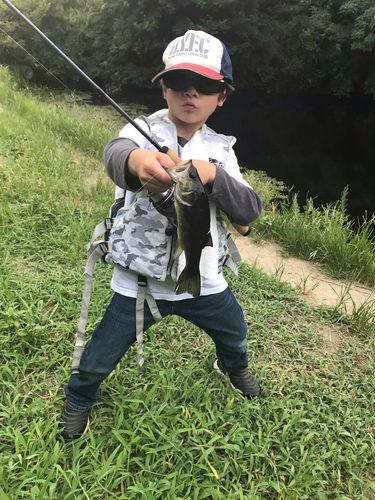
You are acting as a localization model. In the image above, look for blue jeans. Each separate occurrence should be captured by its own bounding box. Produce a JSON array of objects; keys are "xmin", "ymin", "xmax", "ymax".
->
[{"xmin": 65, "ymin": 288, "xmax": 249, "ymax": 411}]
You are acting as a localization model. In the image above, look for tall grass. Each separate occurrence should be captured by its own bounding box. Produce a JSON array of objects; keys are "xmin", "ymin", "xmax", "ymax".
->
[
  {"xmin": 247, "ymin": 173, "xmax": 375, "ymax": 287},
  {"xmin": 1, "ymin": 66, "xmax": 375, "ymax": 499}
]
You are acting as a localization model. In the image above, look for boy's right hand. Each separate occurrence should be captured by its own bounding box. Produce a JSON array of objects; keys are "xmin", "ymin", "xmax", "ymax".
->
[{"xmin": 127, "ymin": 149, "xmax": 176, "ymax": 193}]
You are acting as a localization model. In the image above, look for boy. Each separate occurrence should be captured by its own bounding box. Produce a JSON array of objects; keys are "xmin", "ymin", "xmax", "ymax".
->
[{"xmin": 60, "ymin": 30, "xmax": 263, "ymax": 441}]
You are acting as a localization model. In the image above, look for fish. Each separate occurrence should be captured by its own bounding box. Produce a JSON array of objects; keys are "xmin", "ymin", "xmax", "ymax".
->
[{"xmin": 166, "ymin": 160, "xmax": 212, "ymax": 298}]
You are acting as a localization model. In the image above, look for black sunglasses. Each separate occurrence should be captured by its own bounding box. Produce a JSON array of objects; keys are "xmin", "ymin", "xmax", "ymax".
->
[{"xmin": 162, "ymin": 73, "xmax": 226, "ymax": 95}]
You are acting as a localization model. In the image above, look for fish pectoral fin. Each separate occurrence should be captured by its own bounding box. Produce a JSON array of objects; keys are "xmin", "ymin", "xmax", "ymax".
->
[
  {"xmin": 174, "ymin": 240, "xmax": 184, "ymax": 259},
  {"xmin": 205, "ymin": 232, "xmax": 213, "ymax": 247}
]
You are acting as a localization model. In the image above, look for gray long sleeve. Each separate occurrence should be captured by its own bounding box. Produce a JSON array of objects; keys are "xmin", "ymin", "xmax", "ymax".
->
[
  {"xmin": 209, "ymin": 166, "xmax": 262, "ymax": 225},
  {"xmin": 104, "ymin": 137, "xmax": 141, "ymax": 191}
]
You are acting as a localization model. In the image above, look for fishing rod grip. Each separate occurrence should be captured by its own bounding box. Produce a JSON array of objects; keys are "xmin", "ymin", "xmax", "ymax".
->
[
  {"xmin": 165, "ymin": 148, "xmax": 182, "ymax": 165},
  {"xmin": 163, "ymin": 148, "xmax": 250, "ymax": 236}
]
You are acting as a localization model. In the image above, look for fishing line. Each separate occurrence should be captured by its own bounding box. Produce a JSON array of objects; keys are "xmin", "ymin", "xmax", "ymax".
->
[
  {"xmin": 0, "ymin": 26, "xmax": 77, "ymax": 95},
  {"xmin": 0, "ymin": 25, "xmax": 171, "ymax": 195}
]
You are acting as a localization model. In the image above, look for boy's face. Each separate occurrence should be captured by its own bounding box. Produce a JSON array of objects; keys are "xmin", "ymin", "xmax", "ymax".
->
[{"xmin": 161, "ymin": 71, "xmax": 226, "ymax": 136}]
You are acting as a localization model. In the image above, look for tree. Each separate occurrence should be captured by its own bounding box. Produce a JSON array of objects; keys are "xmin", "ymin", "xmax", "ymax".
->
[{"xmin": 1, "ymin": 0, "xmax": 375, "ymax": 98}]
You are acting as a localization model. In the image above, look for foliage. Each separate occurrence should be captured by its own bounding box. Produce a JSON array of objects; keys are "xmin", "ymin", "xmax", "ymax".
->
[
  {"xmin": 1, "ymin": 0, "xmax": 375, "ymax": 97},
  {"xmin": 242, "ymin": 169, "xmax": 289, "ymax": 213},
  {"xmin": 1, "ymin": 67, "xmax": 375, "ymax": 498},
  {"xmin": 0, "ymin": 0, "xmax": 93, "ymax": 82}
]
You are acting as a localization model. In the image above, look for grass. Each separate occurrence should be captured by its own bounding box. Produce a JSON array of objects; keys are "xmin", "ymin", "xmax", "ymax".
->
[{"xmin": 1, "ymin": 66, "xmax": 375, "ymax": 499}]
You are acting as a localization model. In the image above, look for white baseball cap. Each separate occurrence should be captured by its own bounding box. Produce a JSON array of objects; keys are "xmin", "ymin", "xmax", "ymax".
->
[{"xmin": 152, "ymin": 30, "xmax": 233, "ymax": 84}]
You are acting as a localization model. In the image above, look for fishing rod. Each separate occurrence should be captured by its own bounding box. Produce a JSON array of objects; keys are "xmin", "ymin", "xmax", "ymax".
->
[
  {"xmin": 2, "ymin": 0, "xmax": 250, "ymax": 235},
  {"xmin": 1, "ymin": 0, "xmax": 181, "ymax": 162}
]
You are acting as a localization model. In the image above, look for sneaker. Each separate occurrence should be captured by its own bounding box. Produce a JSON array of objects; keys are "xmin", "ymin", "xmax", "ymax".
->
[
  {"xmin": 213, "ymin": 359, "xmax": 261, "ymax": 399},
  {"xmin": 59, "ymin": 404, "xmax": 90, "ymax": 441}
]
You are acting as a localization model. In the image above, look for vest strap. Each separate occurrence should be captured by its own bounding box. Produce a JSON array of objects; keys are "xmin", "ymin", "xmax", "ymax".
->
[
  {"xmin": 223, "ymin": 234, "xmax": 242, "ymax": 276},
  {"xmin": 135, "ymin": 276, "xmax": 162, "ymax": 367},
  {"xmin": 87, "ymin": 218, "xmax": 115, "ymax": 252},
  {"xmin": 71, "ymin": 241, "xmax": 112, "ymax": 373}
]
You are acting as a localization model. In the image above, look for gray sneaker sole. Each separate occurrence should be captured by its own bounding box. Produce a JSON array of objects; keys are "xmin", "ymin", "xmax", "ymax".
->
[{"xmin": 81, "ymin": 417, "xmax": 90, "ymax": 437}]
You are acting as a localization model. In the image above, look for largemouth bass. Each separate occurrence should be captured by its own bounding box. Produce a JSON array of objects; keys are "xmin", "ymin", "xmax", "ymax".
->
[{"xmin": 167, "ymin": 160, "xmax": 212, "ymax": 298}]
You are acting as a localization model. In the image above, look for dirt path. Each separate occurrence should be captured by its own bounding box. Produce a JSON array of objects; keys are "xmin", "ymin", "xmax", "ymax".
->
[{"xmin": 234, "ymin": 237, "xmax": 375, "ymax": 314}]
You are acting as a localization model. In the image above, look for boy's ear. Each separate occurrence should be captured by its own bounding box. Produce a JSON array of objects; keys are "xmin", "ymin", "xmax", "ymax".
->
[
  {"xmin": 161, "ymin": 81, "xmax": 168, "ymax": 100},
  {"xmin": 217, "ymin": 91, "xmax": 227, "ymax": 107}
]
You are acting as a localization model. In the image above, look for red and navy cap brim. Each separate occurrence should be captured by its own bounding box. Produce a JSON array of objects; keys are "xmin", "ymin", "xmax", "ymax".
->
[{"xmin": 152, "ymin": 63, "xmax": 225, "ymax": 83}]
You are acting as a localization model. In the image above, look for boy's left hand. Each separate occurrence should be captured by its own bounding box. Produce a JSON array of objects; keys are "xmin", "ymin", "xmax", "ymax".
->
[{"xmin": 190, "ymin": 160, "xmax": 216, "ymax": 186}]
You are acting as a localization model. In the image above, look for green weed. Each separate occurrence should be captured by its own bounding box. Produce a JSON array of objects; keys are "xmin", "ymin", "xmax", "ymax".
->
[{"xmin": 242, "ymin": 169, "xmax": 289, "ymax": 213}]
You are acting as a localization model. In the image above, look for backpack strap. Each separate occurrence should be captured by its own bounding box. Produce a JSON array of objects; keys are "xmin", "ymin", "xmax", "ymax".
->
[
  {"xmin": 87, "ymin": 218, "xmax": 115, "ymax": 251},
  {"xmin": 136, "ymin": 276, "xmax": 163, "ymax": 367},
  {"xmin": 71, "ymin": 240, "xmax": 112, "ymax": 373},
  {"xmin": 223, "ymin": 233, "xmax": 242, "ymax": 277}
]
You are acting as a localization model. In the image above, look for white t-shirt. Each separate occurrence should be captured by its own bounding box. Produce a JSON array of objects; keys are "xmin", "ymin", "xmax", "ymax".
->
[{"xmin": 111, "ymin": 268, "xmax": 227, "ymax": 300}]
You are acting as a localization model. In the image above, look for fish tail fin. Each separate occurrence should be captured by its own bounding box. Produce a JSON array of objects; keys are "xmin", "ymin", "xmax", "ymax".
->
[{"xmin": 175, "ymin": 269, "xmax": 201, "ymax": 298}]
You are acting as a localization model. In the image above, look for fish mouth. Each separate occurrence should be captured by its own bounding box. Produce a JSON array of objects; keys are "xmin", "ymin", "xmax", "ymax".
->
[{"xmin": 165, "ymin": 160, "xmax": 191, "ymax": 182}]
